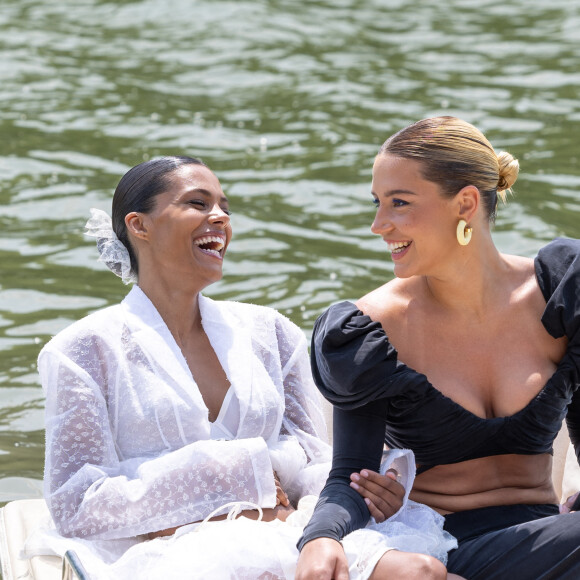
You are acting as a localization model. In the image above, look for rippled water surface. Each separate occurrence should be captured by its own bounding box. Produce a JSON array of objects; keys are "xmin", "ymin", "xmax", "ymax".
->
[{"xmin": 1, "ymin": 0, "xmax": 580, "ymax": 501}]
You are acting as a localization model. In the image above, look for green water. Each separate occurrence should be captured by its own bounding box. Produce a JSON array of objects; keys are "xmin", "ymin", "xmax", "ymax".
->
[{"xmin": 1, "ymin": 0, "xmax": 579, "ymax": 502}]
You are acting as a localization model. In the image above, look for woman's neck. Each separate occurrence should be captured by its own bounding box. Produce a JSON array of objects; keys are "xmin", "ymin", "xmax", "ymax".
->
[
  {"xmin": 137, "ymin": 275, "xmax": 205, "ymax": 341},
  {"xmin": 421, "ymin": 238, "xmax": 508, "ymax": 320}
]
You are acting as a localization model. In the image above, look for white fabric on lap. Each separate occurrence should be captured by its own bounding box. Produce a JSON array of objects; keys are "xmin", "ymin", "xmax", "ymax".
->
[
  {"xmin": 342, "ymin": 449, "xmax": 457, "ymax": 575},
  {"xmin": 24, "ymin": 451, "xmax": 456, "ymax": 579}
]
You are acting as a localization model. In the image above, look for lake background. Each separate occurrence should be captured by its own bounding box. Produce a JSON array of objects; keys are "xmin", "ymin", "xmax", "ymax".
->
[{"xmin": 1, "ymin": 0, "xmax": 579, "ymax": 503}]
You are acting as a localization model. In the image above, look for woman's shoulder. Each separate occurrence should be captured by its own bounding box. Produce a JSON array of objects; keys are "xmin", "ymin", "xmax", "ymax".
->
[
  {"xmin": 535, "ymin": 237, "xmax": 580, "ymax": 298},
  {"xmin": 354, "ymin": 278, "xmax": 421, "ymax": 334},
  {"xmin": 40, "ymin": 303, "xmax": 124, "ymax": 355},
  {"xmin": 536, "ymin": 237, "xmax": 580, "ymax": 276},
  {"xmin": 357, "ymin": 277, "xmax": 410, "ymax": 313},
  {"xmin": 540, "ymin": 236, "xmax": 580, "ymax": 254},
  {"xmin": 312, "ymin": 278, "xmax": 414, "ymax": 343},
  {"xmin": 311, "ymin": 287, "xmax": 413, "ymax": 408}
]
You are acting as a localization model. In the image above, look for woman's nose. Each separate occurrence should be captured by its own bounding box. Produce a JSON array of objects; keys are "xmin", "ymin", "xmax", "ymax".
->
[
  {"xmin": 209, "ymin": 204, "xmax": 230, "ymax": 224},
  {"xmin": 371, "ymin": 210, "xmax": 393, "ymax": 235}
]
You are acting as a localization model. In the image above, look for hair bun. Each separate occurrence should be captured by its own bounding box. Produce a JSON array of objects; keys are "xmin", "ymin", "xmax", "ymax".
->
[{"xmin": 496, "ymin": 151, "xmax": 519, "ymax": 202}]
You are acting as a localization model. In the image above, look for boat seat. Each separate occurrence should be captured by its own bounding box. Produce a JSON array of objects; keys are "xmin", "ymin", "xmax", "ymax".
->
[{"xmin": 0, "ymin": 498, "xmax": 61, "ymax": 580}]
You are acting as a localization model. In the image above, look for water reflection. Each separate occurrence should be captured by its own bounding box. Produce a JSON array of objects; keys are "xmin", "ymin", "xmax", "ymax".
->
[{"xmin": 1, "ymin": 0, "xmax": 579, "ymax": 500}]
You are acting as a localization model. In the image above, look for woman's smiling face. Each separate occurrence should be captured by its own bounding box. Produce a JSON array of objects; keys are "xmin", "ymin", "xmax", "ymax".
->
[
  {"xmin": 133, "ymin": 163, "xmax": 232, "ymax": 288},
  {"xmin": 370, "ymin": 153, "xmax": 459, "ymax": 279}
]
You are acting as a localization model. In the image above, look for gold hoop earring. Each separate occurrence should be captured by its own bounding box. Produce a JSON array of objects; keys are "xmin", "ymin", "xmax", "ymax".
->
[{"xmin": 456, "ymin": 219, "xmax": 472, "ymax": 246}]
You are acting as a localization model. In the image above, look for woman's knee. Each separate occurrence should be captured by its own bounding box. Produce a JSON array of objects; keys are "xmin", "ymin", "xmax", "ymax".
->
[
  {"xmin": 406, "ymin": 554, "xmax": 447, "ymax": 580},
  {"xmin": 372, "ymin": 550, "xmax": 447, "ymax": 580}
]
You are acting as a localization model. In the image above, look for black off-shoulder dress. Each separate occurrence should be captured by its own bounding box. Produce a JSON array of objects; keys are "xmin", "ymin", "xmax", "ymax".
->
[{"xmin": 300, "ymin": 238, "xmax": 580, "ymax": 580}]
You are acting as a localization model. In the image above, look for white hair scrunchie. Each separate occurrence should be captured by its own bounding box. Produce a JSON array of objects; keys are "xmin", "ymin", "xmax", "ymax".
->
[{"xmin": 85, "ymin": 208, "xmax": 137, "ymax": 285}]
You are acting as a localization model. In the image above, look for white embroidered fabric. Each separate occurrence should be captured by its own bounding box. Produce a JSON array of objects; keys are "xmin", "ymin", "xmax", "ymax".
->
[
  {"xmin": 85, "ymin": 208, "xmax": 137, "ymax": 285},
  {"xmin": 39, "ymin": 287, "xmax": 330, "ymax": 540},
  {"xmin": 342, "ymin": 449, "xmax": 457, "ymax": 576},
  {"xmin": 26, "ymin": 287, "xmax": 456, "ymax": 578}
]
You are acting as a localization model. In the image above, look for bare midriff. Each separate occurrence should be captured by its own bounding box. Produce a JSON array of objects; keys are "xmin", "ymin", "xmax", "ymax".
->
[{"xmin": 411, "ymin": 453, "xmax": 558, "ymax": 515}]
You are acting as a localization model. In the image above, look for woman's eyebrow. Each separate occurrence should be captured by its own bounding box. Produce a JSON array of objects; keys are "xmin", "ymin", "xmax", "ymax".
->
[{"xmin": 371, "ymin": 188, "xmax": 417, "ymax": 197}]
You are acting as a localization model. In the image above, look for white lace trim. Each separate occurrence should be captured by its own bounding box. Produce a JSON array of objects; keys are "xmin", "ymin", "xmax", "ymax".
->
[{"xmin": 85, "ymin": 208, "xmax": 137, "ymax": 285}]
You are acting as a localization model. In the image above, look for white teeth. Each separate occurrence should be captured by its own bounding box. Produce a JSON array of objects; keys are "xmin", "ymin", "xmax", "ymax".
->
[
  {"xmin": 203, "ymin": 249, "xmax": 222, "ymax": 258},
  {"xmin": 193, "ymin": 236, "xmax": 225, "ymax": 251},
  {"xmin": 387, "ymin": 241, "xmax": 411, "ymax": 254}
]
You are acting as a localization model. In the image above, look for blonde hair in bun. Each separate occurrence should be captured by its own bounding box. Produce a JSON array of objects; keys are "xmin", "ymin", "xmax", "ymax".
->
[
  {"xmin": 379, "ymin": 116, "xmax": 519, "ymax": 221},
  {"xmin": 496, "ymin": 150, "xmax": 519, "ymax": 203}
]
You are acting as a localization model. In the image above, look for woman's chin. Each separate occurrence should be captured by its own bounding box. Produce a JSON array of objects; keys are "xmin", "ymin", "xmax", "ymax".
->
[
  {"xmin": 393, "ymin": 264, "xmax": 412, "ymax": 279},
  {"xmin": 200, "ymin": 267, "xmax": 224, "ymax": 286}
]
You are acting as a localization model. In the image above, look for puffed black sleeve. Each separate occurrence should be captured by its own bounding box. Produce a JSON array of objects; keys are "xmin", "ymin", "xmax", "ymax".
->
[
  {"xmin": 535, "ymin": 237, "xmax": 580, "ymax": 461},
  {"xmin": 310, "ymin": 301, "xmax": 422, "ymax": 409},
  {"xmin": 566, "ymin": 390, "xmax": 580, "ymax": 463}
]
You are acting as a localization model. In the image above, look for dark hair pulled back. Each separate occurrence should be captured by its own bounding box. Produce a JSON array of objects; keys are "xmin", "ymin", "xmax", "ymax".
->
[{"xmin": 112, "ymin": 156, "xmax": 206, "ymax": 275}]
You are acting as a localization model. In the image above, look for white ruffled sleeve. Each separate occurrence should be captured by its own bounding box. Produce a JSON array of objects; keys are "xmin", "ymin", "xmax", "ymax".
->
[{"xmin": 40, "ymin": 333, "xmax": 276, "ymax": 540}]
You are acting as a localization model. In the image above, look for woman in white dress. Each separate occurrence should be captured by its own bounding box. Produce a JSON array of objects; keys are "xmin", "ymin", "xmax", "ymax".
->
[{"xmin": 30, "ymin": 156, "xmax": 458, "ymax": 579}]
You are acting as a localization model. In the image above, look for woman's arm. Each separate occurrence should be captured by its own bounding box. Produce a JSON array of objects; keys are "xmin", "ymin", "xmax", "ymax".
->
[
  {"xmin": 296, "ymin": 302, "xmax": 407, "ymax": 577},
  {"xmin": 297, "ymin": 401, "xmax": 388, "ymax": 548},
  {"xmin": 294, "ymin": 402, "xmax": 390, "ymax": 580},
  {"xmin": 41, "ymin": 345, "xmax": 277, "ymax": 540}
]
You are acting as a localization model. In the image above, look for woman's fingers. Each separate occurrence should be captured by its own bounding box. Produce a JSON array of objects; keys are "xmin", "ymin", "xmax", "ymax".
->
[
  {"xmin": 273, "ymin": 471, "xmax": 290, "ymax": 507},
  {"xmin": 277, "ymin": 487, "xmax": 290, "ymax": 507},
  {"xmin": 560, "ymin": 490, "xmax": 580, "ymax": 513},
  {"xmin": 350, "ymin": 468, "xmax": 405, "ymax": 522}
]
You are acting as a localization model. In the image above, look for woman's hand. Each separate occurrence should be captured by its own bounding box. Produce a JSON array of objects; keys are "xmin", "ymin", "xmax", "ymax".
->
[
  {"xmin": 270, "ymin": 471, "xmax": 295, "ymax": 521},
  {"xmin": 560, "ymin": 490, "xmax": 580, "ymax": 513},
  {"xmin": 295, "ymin": 537, "xmax": 349, "ymax": 580},
  {"xmin": 350, "ymin": 467, "xmax": 405, "ymax": 522},
  {"xmin": 274, "ymin": 470, "xmax": 290, "ymax": 507}
]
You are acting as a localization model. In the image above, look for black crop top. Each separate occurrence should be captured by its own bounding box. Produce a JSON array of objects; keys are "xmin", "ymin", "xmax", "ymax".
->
[{"xmin": 298, "ymin": 237, "xmax": 580, "ymax": 549}]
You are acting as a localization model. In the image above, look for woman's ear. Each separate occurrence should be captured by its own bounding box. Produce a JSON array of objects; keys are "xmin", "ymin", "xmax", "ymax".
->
[
  {"xmin": 456, "ymin": 185, "xmax": 480, "ymax": 224},
  {"xmin": 125, "ymin": 212, "xmax": 149, "ymax": 241}
]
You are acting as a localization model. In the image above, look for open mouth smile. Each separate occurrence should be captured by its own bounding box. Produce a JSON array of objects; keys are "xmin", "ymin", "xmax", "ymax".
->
[
  {"xmin": 387, "ymin": 241, "xmax": 411, "ymax": 254},
  {"xmin": 193, "ymin": 235, "xmax": 226, "ymax": 259}
]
